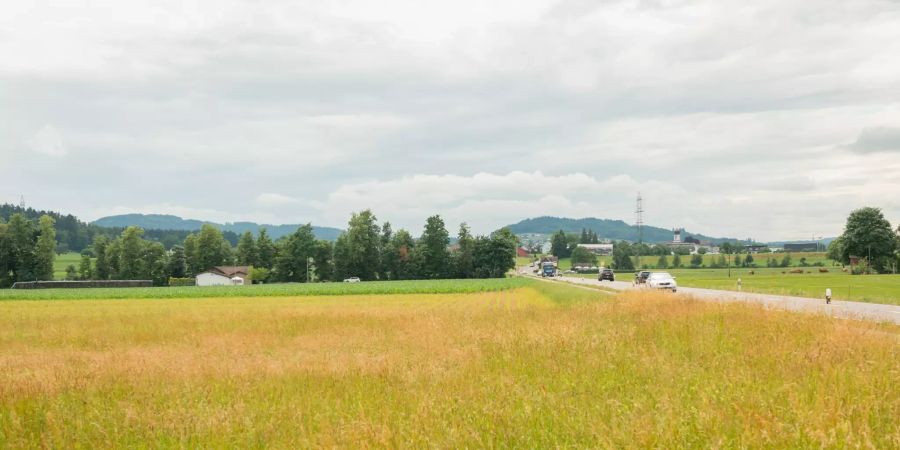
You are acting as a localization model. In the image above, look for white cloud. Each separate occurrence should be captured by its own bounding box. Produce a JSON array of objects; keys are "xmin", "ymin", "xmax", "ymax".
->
[
  {"xmin": 318, "ymin": 171, "xmax": 688, "ymax": 234},
  {"xmin": 26, "ymin": 125, "xmax": 67, "ymax": 157},
  {"xmin": 2, "ymin": 0, "xmax": 900, "ymax": 240},
  {"xmin": 255, "ymin": 193, "xmax": 301, "ymax": 207}
]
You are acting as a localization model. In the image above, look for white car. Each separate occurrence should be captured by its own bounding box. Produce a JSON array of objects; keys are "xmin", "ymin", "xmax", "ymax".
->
[
  {"xmin": 646, "ymin": 272, "xmax": 677, "ymax": 292},
  {"xmin": 343, "ymin": 277, "xmax": 361, "ymax": 283}
]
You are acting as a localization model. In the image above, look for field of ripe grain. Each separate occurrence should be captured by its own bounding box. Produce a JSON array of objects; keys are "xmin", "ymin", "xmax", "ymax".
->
[{"xmin": 1, "ymin": 282, "xmax": 898, "ymax": 448}]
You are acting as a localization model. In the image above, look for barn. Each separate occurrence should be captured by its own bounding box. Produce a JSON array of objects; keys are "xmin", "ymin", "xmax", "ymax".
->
[{"xmin": 196, "ymin": 266, "xmax": 251, "ymax": 286}]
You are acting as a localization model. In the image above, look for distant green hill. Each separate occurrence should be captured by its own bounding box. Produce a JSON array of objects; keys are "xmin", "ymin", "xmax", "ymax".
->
[
  {"xmin": 93, "ymin": 214, "xmax": 343, "ymax": 241},
  {"xmin": 506, "ymin": 216, "xmax": 733, "ymax": 243}
]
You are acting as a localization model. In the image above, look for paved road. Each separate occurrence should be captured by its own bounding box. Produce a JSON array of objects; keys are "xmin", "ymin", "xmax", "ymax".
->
[{"xmin": 519, "ymin": 267, "xmax": 900, "ymax": 325}]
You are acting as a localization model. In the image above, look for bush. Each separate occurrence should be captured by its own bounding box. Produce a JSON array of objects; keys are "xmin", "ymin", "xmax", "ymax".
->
[{"xmin": 168, "ymin": 277, "xmax": 196, "ymax": 287}]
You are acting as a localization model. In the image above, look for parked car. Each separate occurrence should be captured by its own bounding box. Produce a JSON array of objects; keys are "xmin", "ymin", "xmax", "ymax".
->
[
  {"xmin": 598, "ymin": 268, "xmax": 615, "ymax": 282},
  {"xmin": 646, "ymin": 272, "xmax": 677, "ymax": 292},
  {"xmin": 633, "ymin": 271, "xmax": 651, "ymax": 285},
  {"xmin": 343, "ymin": 277, "xmax": 361, "ymax": 283}
]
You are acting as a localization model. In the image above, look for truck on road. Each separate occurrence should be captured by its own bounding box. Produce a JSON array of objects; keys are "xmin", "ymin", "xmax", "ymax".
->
[
  {"xmin": 541, "ymin": 261, "xmax": 557, "ymax": 277},
  {"xmin": 539, "ymin": 256, "xmax": 559, "ymax": 278}
]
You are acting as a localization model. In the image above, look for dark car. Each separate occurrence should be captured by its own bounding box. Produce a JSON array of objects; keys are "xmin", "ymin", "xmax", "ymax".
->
[
  {"xmin": 633, "ymin": 271, "xmax": 651, "ymax": 285},
  {"xmin": 598, "ymin": 268, "xmax": 615, "ymax": 282}
]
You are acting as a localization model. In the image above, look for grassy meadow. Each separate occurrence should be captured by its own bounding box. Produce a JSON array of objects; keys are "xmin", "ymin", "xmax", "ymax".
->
[
  {"xmin": 553, "ymin": 252, "xmax": 836, "ymax": 272},
  {"xmin": 1, "ymin": 280, "xmax": 898, "ymax": 447},
  {"xmin": 0, "ymin": 278, "xmax": 529, "ymax": 301},
  {"xmin": 52, "ymin": 252, "xmax": 84, "ymax": 280},
  {"xmin": 572, "ymin": 267, "xmax": 900, "ymax": 306}
]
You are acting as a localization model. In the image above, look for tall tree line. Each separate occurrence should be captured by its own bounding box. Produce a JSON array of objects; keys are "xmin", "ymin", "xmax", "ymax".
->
[
  {"xmin": 2, "ymin": 210, "xmax": 518, "ymax": 287},
  {"xmin": 0, "ymin": 213, "xmax": 58, "ymax": 287},
  {"xmin": 0, "ymin": 203, "xmax": 239, "ymax": 253}
]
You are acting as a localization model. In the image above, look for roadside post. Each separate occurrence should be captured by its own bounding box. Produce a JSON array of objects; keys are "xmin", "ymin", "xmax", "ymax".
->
[
  {"xmin": 826, "ymin": 288, "xmax": 832, "ymax": 304},
  {"xmin": 737, "ymin": 277, "xmax": 742, "ymax": 291}
]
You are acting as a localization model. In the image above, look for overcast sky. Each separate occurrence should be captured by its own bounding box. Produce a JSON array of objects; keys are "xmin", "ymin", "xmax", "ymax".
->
[{"xmin": 2, "ymin": 0, "xmax": 900, "ymax": 241}]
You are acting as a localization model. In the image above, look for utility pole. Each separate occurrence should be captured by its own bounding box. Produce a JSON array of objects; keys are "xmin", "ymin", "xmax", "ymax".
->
[
  {"xmin": 635, "ymin": 193, "xmax": 644, "ymax": 269},
  {"xmin": 18, "ymin": 195, "xmax": 25, "ymax": 210}
]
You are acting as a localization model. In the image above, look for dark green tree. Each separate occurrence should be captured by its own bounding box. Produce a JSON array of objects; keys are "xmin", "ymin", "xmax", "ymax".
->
[
  {"xmin": 78, "ymin": 252, "xmax": 93, "ymax": 280},
  {"xmin": 236, "ymin": 231, "xmax": 258, "ymax": 266},
  {"xmin": 334, "ymin": 210, "xmax": 381, "ymax": 281},
  {"xmin": 313, "ymin": 240, "xmax": 334, "ymax": 282},
  {"xmin": 550, "ymin": 230, "xmax": 570, "ymax": 258},
  {"xmin": 838, "ymin": 207, "xmax": 897, "ymax": 272},
  {"xmin": 472, "ymin": 228, "xmax": 517, "ymax": 278},
  {"xmin": 780, "ymin": 254, "xmax": 792, "ymax": 268},
  {"xmin": 388, "ymin": 229, "xmax": 416, "ymax": 280},
  {"xmin": 657, "ymin": 254, "xmax": 668, "ymax": 269},
  {"xmin": 571, "ymin": 246, "xmax": 597, "ymax": 266},
  {"xmin": 379, "ymin": 222, "xmax": 393, "ymax": 280},
  {"xmin": 118, "ymin": 226, "xmax": 145, "ymax": 279},
  {"xmin": 142, "ymin": 241, "xmax": 169, "ymax": 285},
  {"xmin": 0, "ymin": 221, "xmax": 13, "ymax": 287},
  {"xmin": 672, "ymin": 253, "xmax": 682, "ymax": 268},
  {"xmin": 167, "ymin": 245, "xmax": 187, "ymax": 278},
  {"xmin": 274, "ymin": 224, "xmax": 317, "ymax": 282},
  {"xmin": 826, "ymin": 237, "xmax": 844, "ymax": 264},
  {"xmin": 418, "ymin": 215, "xmax": 450, "ymax": 279},
  {"xmin": 196, "ymin": 224, "xmax": 230, "ymax": 272},
  {"xmin": 6, "ymin": 214, "xmax": 35, "ymax": 282},
  {"xmin": 256, "ymin": 228, "xmax": 276, "ymax": 270},
  {"xmin": 455, "ymin": 223, "xmax": 476, "ymax": 279},
  {"xmin": 690, "ymin": 254, "xmax": 703, "ymax": 268},
  {"xmin": 93, "ymin": 236, "xmax": 110, "ymax": 280},
  {"xmin": 612, "ymin": 241, "xmax": 635, "ymax": 271},
  {"xmin": 106, "ymin": 239, "xmax": 121, "ymax": 278},
  {"xmin": 333, "ymin": 233, "xmax": 351, "ymax": 280},
  {"xmin": 64, "ymin": 264, "xmax": 78, "ymax": 280},
  {"xmin": 33, "ymin": 215, "xmax": 56, "ymax": 280},
  {"xmin": 183, "ymin": 233, "xmax": 199, "ymax": 276}
]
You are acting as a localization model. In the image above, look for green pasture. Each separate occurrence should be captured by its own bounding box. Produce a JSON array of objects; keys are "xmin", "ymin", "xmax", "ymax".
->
[
  {"xmin": 0, "ymin": 277, "xmax": 530, "ymax": 301},
  {"xmin": 575, "ymin": 267, "xmax": 900, "ymax": 306},
  {"xmin": 53, "ymin": 252, "xmax": 84, "ymax": 279}
]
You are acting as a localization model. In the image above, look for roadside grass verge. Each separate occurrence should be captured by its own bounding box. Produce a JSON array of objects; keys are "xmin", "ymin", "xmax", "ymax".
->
[
  {"xmin": 0, "ymin": 277, "xmax": 531, "ymax": 301},
  {"xmin": 1, "ymin": 284, "xmax": 897, "ymax": 447},
  {"xmin": 572, "ymin": 268, "xmax": 900, "ymax": 306}
]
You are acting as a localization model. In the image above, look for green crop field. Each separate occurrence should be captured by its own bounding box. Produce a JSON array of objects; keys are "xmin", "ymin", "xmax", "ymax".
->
[
  {"xmin": 1, "ymin": 280, "xmax": 897, "ymax": 447},
  {"xmin": 0, "ymin": 278, "xmax": 530, "ymax": 301}
]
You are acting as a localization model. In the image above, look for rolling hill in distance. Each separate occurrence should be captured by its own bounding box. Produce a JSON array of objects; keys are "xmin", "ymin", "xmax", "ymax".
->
[
  {"xmin": 93, "ymin": 213, "xmax": 828, "ymax": 246},
  {"xmin": 92, "ymin": 214, "xmax": 343, "ymax": 241},
  {"xmin": 505, "ymin": 216, "xmax": 735, "ymax": 243}
]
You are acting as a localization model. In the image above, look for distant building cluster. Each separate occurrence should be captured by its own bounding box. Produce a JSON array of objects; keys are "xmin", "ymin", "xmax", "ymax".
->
[{"xmin": 575, "ymin": 243, "xmax": 614, "ymax": 256}]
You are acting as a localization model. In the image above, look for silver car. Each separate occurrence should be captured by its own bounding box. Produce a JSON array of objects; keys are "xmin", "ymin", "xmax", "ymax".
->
[{"xmin": 647, "ymin": 272, "xmax": 677, "ymax": 292}]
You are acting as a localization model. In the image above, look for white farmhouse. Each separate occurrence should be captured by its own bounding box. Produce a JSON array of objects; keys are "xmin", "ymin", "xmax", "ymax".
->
[{"xmin": 196, "ymin": 266, "xmax": 250, "ymax": 286}]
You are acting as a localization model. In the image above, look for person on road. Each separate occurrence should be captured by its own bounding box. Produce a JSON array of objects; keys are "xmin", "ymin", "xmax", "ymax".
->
[{"xmin": 826, "ymin": 288, "xmax": 832, "ymax": 304}]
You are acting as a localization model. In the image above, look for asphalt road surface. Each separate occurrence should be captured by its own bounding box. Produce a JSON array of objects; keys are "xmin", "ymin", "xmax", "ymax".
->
[{"xmin": 520, "ymin": 267, "xmax": 900, "ymax": 325}]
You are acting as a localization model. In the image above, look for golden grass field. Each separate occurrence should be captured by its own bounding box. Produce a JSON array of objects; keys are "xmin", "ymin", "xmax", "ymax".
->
[{"xmin": 1, "ymin": 281, "xmax": 898, "ymax": 448}]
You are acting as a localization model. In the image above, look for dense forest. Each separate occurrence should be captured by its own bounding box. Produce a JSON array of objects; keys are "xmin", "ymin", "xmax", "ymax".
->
[
  {"xmin": 0, "ymin": 207, "xmax": 518, "ymax": 287},
  {"xmin": 0, "ymin": 204, "xmax": 239, "ymax": 253},
  {"xmin": 93, "ymin": 213, "xmax": 342, "ymax": 241}
]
